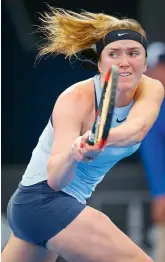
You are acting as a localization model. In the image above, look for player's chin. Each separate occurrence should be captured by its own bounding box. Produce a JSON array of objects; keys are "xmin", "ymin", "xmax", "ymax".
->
[{"xmin": 118, "ymin": 82, "xmax": 133, "ymax": 92}]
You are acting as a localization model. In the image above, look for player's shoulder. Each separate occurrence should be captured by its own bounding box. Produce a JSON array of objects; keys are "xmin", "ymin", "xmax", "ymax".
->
[
  {"xmin": 137, "ymin": 74, "xmax": 164, "ymax": 93},
  {"xmin": 63, "ymin": 77, "xmax": 94, "ymax": 97},
  {"xmin": 53, "ymin": 77, "xmax": 95, "ymax": 114}
]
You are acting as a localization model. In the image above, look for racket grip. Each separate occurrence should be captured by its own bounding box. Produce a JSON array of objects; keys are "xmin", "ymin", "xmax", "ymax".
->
[{"xmin": 87, "ymin": 131, "xmax": 95, "ymax": 145}]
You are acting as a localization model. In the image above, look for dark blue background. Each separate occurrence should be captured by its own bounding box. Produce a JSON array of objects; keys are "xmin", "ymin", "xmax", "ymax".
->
[{"xmin": 2, "ymin": 1, "xmax": 139, "ymax": 164}]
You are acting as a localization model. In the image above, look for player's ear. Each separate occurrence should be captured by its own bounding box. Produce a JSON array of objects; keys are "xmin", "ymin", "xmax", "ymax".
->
[{"xmin": 143, "ymin": 66, "xmax": 147, "ymax": 73}]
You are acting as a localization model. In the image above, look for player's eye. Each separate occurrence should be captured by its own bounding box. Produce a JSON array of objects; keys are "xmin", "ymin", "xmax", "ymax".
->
[
  {"xmin": 130, "ymin": 51, "xmax": 139, "ymax": 57},
  {"xmin": 109, "ymin": 52, "xmax": 118, "ymax": 58}
]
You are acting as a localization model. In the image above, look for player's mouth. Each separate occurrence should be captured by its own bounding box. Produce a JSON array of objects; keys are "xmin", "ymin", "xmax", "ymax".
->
[{"xmin": 119, "ymin": 72, "xmax": 131, "ymax": 77}]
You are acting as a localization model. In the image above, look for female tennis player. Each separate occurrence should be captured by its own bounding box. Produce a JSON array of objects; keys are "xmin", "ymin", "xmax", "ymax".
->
[{"xmin": 2, "ymin": 7, "xmax": 164, "ymax": 262}]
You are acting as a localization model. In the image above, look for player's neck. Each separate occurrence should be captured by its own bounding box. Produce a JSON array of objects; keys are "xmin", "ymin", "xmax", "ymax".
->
[{"xmin": 115, "ymin": 89, "xmax": 135, "ymax": 107}]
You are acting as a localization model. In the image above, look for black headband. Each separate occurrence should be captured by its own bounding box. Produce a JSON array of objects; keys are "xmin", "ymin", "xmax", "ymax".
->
[{"xmin": 96, "ymin": 29, "xmax": 147, "ymax": 57}]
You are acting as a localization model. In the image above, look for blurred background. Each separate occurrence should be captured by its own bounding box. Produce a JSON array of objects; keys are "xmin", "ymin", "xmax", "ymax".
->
[{"xmin": 1, "ymin": 0, "xmax": 165, "ymax": 261}]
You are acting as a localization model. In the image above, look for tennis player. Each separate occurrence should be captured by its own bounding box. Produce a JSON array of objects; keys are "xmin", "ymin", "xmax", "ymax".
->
[{"xmin": 2, "ymin": 8, "xmax": 164, "ymax": 262}]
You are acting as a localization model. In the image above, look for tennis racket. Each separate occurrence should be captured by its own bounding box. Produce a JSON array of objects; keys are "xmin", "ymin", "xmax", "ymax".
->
[{"xmin": 87, "ymin": 64, "xmax": 119, "ymax": 148}]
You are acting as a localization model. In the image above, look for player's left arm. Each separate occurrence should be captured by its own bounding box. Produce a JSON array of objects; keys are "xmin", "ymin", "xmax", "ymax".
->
[
  {"xmin": 107, "ymin": 76, "xmax": 164, "ymax": 147},
  {"xmin": 126, "ymin": 76, "xmax": 164, "ymax": 136}
]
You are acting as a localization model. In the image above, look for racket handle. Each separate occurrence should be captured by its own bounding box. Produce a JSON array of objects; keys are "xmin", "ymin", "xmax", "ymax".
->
[
  {"xmin": 87, "ymin": 140, "xmax": 94, "ymax": 145},
  {"xmin": 87, "ymin": 131, "xmax": 95, "ymax": 145}
]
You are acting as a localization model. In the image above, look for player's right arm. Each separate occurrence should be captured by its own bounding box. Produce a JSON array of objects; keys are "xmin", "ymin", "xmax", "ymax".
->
[
  {"xmin": 47, "ymin": 88, "xmax": 84, "ymax": 191},
  {"xmin": 47, "ymin": 85, "xmax": 100, "ymax": 191}
]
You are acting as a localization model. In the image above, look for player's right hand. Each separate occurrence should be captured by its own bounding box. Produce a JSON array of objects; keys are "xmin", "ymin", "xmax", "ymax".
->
[{"xmin": 70, "ymin": 131, "xmax": 104, "ymax": 162}]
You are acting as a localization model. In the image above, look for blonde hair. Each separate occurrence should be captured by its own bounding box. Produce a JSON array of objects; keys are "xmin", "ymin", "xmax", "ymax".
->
[{"xmin": 38, "ymin": 6, "xmax": 146, "ymax": 60}]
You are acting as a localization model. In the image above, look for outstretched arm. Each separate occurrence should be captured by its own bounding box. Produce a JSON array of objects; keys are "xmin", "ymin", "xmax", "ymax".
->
[{"xmin": 107, "ymin": 76, "xmax": 164, "ymax": 147}]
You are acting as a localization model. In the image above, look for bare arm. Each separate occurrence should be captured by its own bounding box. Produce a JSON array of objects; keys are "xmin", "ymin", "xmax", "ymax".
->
[
  {"xmin": 47, "ymin": 88, "xmax": 86, "ymax": 191},
  {"xmin": 107, "ymin": 76, "xmax": 164, "ymax": 147}
]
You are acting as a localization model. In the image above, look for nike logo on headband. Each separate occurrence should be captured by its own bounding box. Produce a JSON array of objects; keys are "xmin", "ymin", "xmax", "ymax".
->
[{"xmin": 118, "ymin": 33, "xmax": 128, "ymax": 36}]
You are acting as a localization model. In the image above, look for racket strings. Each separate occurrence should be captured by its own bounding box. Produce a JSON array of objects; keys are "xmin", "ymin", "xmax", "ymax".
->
[
  {"xmin": 88, "ymin": 65, "xmax": 119, "ymax": 146},
  {"xmin": 95, "ymin": 75, "xmax": 112, "ymax": 143}
]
